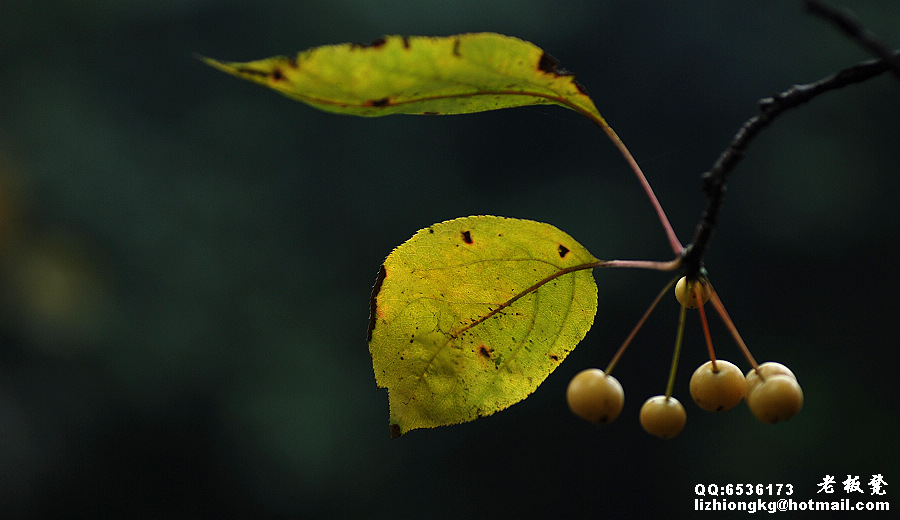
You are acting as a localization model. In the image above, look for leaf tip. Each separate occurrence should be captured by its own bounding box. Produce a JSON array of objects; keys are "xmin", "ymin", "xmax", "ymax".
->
[
  {"xmin": 196, "ymin": 54, "xmax": 226, "ymax": 70},
  {"xmin": 198, "ymin": 55, "xmax": 252, "ymax": 81},
  {"xmin": 198, "ymin": 55, "xmax": 283, "ymax": 84}
]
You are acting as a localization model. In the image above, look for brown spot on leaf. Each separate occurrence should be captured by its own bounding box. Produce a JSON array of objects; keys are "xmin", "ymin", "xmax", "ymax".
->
[
  {"xmin": 558, "ymin": 244, "xmax": 569, "ymax": 258},
  {"xmin": 461, "ymin": 230, "xmax": 473, "ymax": 244},
  {"xmin": 538, "ymin": 52, "xmax": 560, "ymax": 74},
  {"xmin": 389, "ymin": 423, "xmax": 401, "ymax": 439},
  {"xmin": 367, "ymin": 265, "xmax": 387, "ymax": 341},
  {"xmin": 452, "ymin": 37, "xmax": 461, "ymax": 56},
  {"xmin": 354, "ymin": 37, "xmax": 387, "ymax": 49},
  {"xmin": 549, "ymin": 354, "xmax": 559, "ymax": 362},
  {"xmin": 368, "ymin": 97, "xmax": 391, "ymax": 107},
  {"xmin": 271, "ymin": 68, "xmax": 284, "ymax": 81},
  {"xmin": 478, "ymin": 345, "xmax": 492, "ymax": 359},
  {"xmin": 422, "ymin": 111, "xmax": 440, "ymax": 115},
  {"xmin": 538, "ymin": 52, "xmax": 577, "ymax": 82},
  {"xmin": 402, "ymin": 36, "xmax": 411, "ymax": 49}
]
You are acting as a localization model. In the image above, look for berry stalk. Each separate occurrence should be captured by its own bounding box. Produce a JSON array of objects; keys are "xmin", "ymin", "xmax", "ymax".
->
[
  {"xmin": 695, "ymin": 284, "xmax": 718, "ymax": 372},
  {"xmin": 707, "ymin": 284, "xmax": 760, "ymax": 372},
  {"xmin": 604, "ymin": 276, "xmax": 678, "ymax": 375},
  {"xmin": 665, "ymin": 304, "xmax": 688, "ymax": 399}
]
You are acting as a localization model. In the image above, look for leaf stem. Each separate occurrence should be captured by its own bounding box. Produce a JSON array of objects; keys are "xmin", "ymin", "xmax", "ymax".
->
[
  {"xmin": 563, "ymin": 101, "xmax": 683, "ymax": 257},
  {"xmin": 598, "ymin": 258, "xmax": 681, "ymax": 271},
  {"xmin": 591, "ymin": 120, "xmax": 684, "ymax": 256}
]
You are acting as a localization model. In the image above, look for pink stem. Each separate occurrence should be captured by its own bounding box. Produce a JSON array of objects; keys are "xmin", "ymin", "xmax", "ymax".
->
[
  {"xmin": 600, "ymin": 126, "xmax": 684, "ymax": 256},
  {"xmin": 598, "ymin": 258, "xmax": 681, "ymax": 271}
]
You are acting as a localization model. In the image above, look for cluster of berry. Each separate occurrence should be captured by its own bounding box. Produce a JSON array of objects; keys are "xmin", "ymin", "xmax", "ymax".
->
[{"xmin": 566, "ymin": 277, "xmax": 803, "ymax": 439}]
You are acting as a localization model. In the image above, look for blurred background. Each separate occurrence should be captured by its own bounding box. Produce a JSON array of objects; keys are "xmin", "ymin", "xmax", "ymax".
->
[{"xmin": 1, "ymin": 1, "xmax": 898, "ymax": 518}]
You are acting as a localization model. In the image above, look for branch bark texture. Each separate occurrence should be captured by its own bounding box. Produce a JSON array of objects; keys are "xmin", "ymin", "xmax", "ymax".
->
[
  {"xmin": 682, "ymin": 1, "xmax": 899, "ymax": 276},
  {"xmin": 803, "ymin": 0, "xmax": 900, "ymax": 78},
  {"xmin": 682, "ymin": 50, "xmax": 898, "ymax": 276}
]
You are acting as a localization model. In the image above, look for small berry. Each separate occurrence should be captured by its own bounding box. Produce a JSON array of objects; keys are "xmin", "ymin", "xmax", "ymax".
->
[
  {"xmin": 566, "ymin": 369, "xmax": 625, "ymax": 424},
  {"xmin": 744, "ymin": 362, "xmax": 797, "ymax": 396},
  {"xmin": 746, "ymin": 374, "xmax": 803, "ymax": 424},
  {"xmin": 689, "ymin": 359, "xmax": 745, "ymax": 412},
  {"xmin": 639, "ymin": 395, "xmax": 687, "ymax": 439},
  {"xmin": 674, "ymin": 277, "xmax": 710, "ymax": 308}
]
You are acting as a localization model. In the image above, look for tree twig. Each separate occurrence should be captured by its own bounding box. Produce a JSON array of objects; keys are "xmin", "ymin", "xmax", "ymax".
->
[
  {"xmin": 681, "ymin": 50, "xmax": 898, "ymax": 276},
  {"xmin": 803, "ymin": 0, "xmax": 900, "ymax": 78}
]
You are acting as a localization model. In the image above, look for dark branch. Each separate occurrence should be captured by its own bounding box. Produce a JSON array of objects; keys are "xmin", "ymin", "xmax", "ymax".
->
[
  {"xmin": 681, "ymin": 50, "xmax": 899, "ymax": 277},
  {"xmin": 681, "ymin": 1, "xmax": 900, "ymax": 277},
  {"xmin": 803, "ymin": 0, "xmax": 900, "ymax": 79}
]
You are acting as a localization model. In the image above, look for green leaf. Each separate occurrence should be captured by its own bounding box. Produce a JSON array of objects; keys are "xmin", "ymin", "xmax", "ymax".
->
[
  {"xmin": 202, "ymin": 33, "xmax": 607, "ymax": 123},
  {"xmin": 368, "ymin": 216, "xmax": 599, "ymax": 437}
]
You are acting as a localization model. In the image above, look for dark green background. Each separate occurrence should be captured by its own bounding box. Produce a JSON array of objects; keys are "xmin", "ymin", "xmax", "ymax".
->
[{"xmin": 1, "ymin": 1, "xmax": 897, "ymax": 518}]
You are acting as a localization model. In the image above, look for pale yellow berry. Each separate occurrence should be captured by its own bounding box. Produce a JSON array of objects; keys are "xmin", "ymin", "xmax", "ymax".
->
[
  {"xmin": 566, "ymin": 369, "xmax": 625, "ymax": 424},
  {"xmin": 744, "ymin": 362, "xmax": 797, "ymax": 397},
  {"xmin": 746, "ymin": 374, "xmax": 803, "ymax": 424},
  {"xmin": 674, "ymin": 277, "xmax": 711, "ymax": 308},
  {"xmin": 639, "ymin": 395, "xmax": 687, "ymax": 439},
  {"xmin": 689, "ymin": 359, "xmax": 745, "ymax": 412}
]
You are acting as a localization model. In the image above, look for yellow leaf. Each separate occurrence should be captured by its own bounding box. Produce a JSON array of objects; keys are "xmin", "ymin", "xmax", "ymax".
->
[
  {"xmin": 202, "ymin": 33, "xmax": 607, "ymax": 124},
  {"xmin": 368, "ymin": 216, "xmax": 599, "ymax": 437}
]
